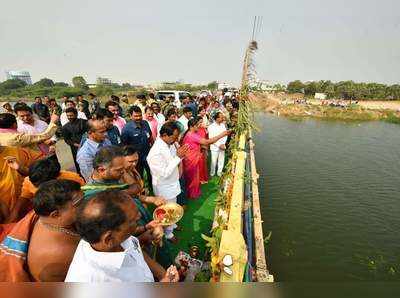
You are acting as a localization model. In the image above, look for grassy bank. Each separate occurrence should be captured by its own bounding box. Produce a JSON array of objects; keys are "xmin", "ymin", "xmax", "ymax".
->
[{"xmin": 252, "ymin": 94, "xmax": 400, "ymax": 124}]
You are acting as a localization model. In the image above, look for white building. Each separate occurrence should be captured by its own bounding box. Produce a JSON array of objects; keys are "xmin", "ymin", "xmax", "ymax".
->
[
  {"xmin": 314, "ymin": 93, "xmax": 327, "ymax": 100},
  {"xmin": 96, "ymin": 77, "xmax": 112, "ymax": 85},
  {"xmin": 217, "ymin": 82, "xmax": 231, "ymax": 90},
  {"xmin": 5, "ymin": 70, "xmax": 32, "ymax": 85}
]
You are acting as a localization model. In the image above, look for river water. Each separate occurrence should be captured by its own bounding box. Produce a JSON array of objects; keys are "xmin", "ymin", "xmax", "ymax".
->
[{"xmin": 254, "ymin": 114, "xmax": 400, "ymax": 281}]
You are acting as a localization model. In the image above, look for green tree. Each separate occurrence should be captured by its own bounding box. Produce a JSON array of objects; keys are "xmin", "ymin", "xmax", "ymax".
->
[
  {"xmin": 110, "ymin": 83, "xmax": 122, "ymax": 89},
  {"xmin": 34, "ymin": 77, "xmax": 55, "ymax": 87},
  {"xmin": 387, "ymin": 84, "xmax": 400, "ymax": 100},
  {"xmin": 122, "ymin": 82, "xmax": 132, "ymax": 89},
  {"xmin": 72, "ymin": 76, "xmax": 88, "ymax": 90},
  {"xmin": 368, "ymin": 83, "xmax": 387, "ymax": 100},
  {"xmin": 324, "ymin": 83, "xmax": 335, "ymax": 98},
  {"xmin": 0, "ymin": 79, "xmax": 27, "ymax": 95},
  {"xmin": 27, "ymin": 87, "xmax": 53, "ymax": 97},
  {"xmin": 0, "ymin": 79, "xmax": 27, "ymax": 90},
  {"xmin": 287, "ymin": 80, "xmax": 305, "ymax": 93},
  {"xmin": 93, "ymin": 85, "xmax": 113, "ymax": 97},
  {"xmin": 334, "ymin": 81, "xmax": 353, "ymax": 100},
  {"xmin": 206, "ymin": 81, "xmax": 218, "ymax": 91},
  {"xmin": 304, "ymin": 82, "xmax": 318, "ymax": 96},
  {"xmin": 53, "ymin": 87, "xmax": 85, "ymax": 98},
  {"xmin": 54, "ymin": 82, "xmax": 69, "ymax": 87},
  {"xmin": 273, "ymin": 84, "xmax": 286, "ymax": 92}
]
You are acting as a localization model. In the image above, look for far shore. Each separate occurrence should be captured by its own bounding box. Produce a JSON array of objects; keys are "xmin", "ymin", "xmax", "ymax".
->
[
  {"xmin": 252, "ymin": 93, "xmax": 400, "ymax": 124},
  {"xmin": 307, "ymin": 99, "xmax": 400, "ymax": 111}
]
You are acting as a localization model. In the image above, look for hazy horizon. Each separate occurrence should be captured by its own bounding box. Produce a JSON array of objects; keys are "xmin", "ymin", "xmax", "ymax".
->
[{"xmin": 1, "ymin": 0, "xmax": 399, "ymax": 86}]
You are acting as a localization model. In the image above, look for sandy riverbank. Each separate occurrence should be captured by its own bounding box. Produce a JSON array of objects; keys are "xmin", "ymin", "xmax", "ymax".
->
[
  {"xmin": 356, "ymin": 100, "xmax": 400, "ymax": 111},
  {"xmin": 305, "ymin": 99, "xmax": 400, "ymax": 111},
  {"xmin": 251, "ymin": 93, "xmax": 400, "ymax": 123}
]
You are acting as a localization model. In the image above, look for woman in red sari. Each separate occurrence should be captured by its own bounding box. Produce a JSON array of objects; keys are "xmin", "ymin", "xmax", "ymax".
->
[
  {"xmin": 197, "ymin": 107, "xmax": 209, "ymax": 184},
  {"xmin": 181, "ymin": 117, "xmax": 230, "ymax": 199}
]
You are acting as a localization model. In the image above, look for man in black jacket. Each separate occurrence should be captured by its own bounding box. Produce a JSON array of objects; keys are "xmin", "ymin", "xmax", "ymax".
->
[{"xmin": 61, "ymin": 107, "xmax": 88, "ymax": 175}]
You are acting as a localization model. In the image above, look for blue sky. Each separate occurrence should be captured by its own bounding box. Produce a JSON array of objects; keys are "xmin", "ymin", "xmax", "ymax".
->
[{"xmin": 1, "ymin": 0, "xmax": 399, "ymax": 85}]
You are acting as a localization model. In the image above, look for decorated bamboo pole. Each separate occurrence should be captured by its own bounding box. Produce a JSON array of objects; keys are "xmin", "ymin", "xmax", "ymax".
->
[{"xmin": 202, "ymin": 39, "xmax": 261, "ymax": 282}]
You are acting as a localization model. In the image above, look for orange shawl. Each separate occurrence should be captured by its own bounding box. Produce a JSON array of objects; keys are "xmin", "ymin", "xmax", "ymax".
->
[{"xmin": 0, "ymin": 211, "xmax": 38, "ymax": 281}]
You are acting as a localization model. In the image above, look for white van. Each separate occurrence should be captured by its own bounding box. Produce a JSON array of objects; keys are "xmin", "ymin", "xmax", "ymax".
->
[{"xmin": 155, "ymin": 90, "xmax": 192, "ymax": 109}]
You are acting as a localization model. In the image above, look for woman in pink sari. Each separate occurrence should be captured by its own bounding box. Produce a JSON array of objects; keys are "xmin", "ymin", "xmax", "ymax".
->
[
  {"xmin": 182, "ymin": 117, "xmax": 230, "ymax": 199},
  {"xmin": 197, "ymin": 107, "xmax": 209, "ymax": 184}
]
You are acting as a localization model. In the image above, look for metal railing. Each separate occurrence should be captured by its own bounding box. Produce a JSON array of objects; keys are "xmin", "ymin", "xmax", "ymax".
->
[{"xmin": 217, "ymin": 132, "xmax": 273, "ymax": 282}]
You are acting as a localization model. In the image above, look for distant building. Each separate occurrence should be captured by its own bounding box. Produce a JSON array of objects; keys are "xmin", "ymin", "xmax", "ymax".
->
[
  {"xmin": 314, "ymin": 93, "xmax": 327, "ymax": 100},
  {"xmin": 5, "ymin": 70, "xmax": 32, "ymax": 85},
  {"xmin": 96, "ymin": 77, "xmax": 112, "ymax": 85},
  {"xmin": 218, "ymin": 82, "xmax": 230, "ymax": 90}
]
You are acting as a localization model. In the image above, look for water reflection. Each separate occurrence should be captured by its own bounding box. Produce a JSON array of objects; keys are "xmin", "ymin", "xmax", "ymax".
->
[{"xmin": 255, "ymin": 114, "xmax": 400, "ymax": 281}]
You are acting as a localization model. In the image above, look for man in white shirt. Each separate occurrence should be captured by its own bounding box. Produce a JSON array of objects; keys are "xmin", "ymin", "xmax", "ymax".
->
[
  {"xmin": 177, "ymin": 107, "xmax": 192, "ymax": 132},
  {"xmin": 208, "ymin": 112, "xmax": 228, "ymax": 177},
  {"xmin": 14, "ymin": 103, "xmax": 55, "ymax": 154},
  {"xmin": 151, "ymin": 102, "xmax": 165, "ymax": 128},
  {"xmin": 65, "ymin": 190, "xmax": 179, "ymax": 282},
  {"xmin": 147, "ymin": 122, "xmax": 189, "ymax": 241},
  {"xmin": 60, "ymin": 100, "xmax": 87, "ymax": 126}
]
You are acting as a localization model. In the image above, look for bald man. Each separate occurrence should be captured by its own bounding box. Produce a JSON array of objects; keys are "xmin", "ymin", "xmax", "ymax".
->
[
  {"xmin": 76, "ymin": 120, "xmax": 112, "ymax": 182},
  {"xmin": 65, "ymin": 190, "xmax": 179, "ymax": 282}
]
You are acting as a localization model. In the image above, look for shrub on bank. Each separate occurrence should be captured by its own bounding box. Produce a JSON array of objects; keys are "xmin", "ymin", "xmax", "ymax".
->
[{"xmin": 384, "ymin": 112, "xmax": 400, "ymax": 124}]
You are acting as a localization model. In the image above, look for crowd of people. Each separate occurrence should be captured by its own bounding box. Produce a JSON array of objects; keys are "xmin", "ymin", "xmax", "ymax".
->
[
  {"xmin": 320, "ymin": 99, "xmax": 358, "ymax": 108},
  {"xmin": 0, "ymin": 89, "xmax": 240, "ymax": 282}
]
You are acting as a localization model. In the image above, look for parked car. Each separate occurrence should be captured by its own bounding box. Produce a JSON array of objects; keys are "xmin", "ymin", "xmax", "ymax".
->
[{"xmin": 155, "ymin": 90, "xmax": 192, "ymax": 108}]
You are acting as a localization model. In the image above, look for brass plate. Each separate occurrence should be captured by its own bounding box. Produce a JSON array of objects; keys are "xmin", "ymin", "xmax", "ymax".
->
[{"xmin": 153, "ymin": 203, "xmax": 184, "ymax": 226}]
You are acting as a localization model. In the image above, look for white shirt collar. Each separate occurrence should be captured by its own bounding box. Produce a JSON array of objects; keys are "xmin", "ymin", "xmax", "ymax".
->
[
  {"xmin": 83, "ymin": 236, "xmax": 140, "ymax": 269},
  {"xmin": 154, "ymin": 137, "xmax": 171, "ymax": 150}
]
